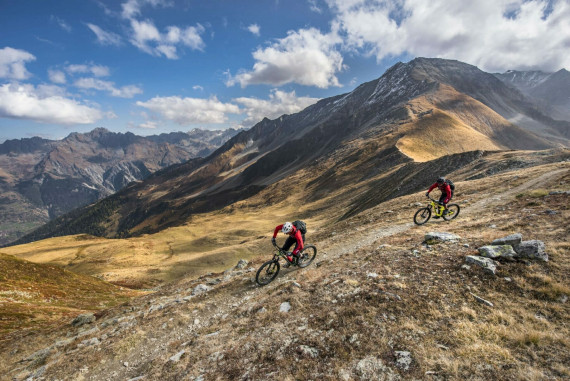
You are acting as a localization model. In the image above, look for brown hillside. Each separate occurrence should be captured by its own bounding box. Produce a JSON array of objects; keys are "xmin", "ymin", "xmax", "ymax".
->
[
  {"xmin": 0, "ymin": 253, "xmax": 142, "ymax": 337},
  {"xmin": 1, "ymin": 157, "xmax": 568, "ymax": 380}
]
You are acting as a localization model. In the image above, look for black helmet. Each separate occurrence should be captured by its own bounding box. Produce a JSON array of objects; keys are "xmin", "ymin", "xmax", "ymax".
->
[{"xmin": 437, "ymin": 177, "xmax": 445, "ymax": 184}]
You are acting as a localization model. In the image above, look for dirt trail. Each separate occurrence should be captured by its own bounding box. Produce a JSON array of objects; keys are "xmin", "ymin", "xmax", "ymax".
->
[{"xmin": 467, "ymin": 167, "xmax": 568, "ymax": 212}]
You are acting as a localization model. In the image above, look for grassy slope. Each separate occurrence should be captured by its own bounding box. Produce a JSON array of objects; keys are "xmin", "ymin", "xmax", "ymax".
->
[
  {"xmin": 1, "ymin": 159, "xmax": 567, "ymax": 380},
  {"xmin": 0, "ymin": 253, "xmax": 142, "ymax": 337}
]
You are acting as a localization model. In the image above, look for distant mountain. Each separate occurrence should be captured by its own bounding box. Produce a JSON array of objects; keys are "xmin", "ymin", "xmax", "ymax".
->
[
  {"xmin": 14, "ymin": 57, "xmax": 569, "ymax": 246},
  {"xmin": 0, "ymin": 128, "xmax": 242, "ymax": 245},
  {"xmin": 495, "ymin": 69, "xmax": 570, "ymax": 122}
]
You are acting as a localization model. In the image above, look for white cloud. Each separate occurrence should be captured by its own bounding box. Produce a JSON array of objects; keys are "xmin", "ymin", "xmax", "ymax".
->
[
  {"xmin": 48, "ymin": 69, "xmax": 66, "ymax": 84},
  {"xmin": 129, "ymin": 19, "xmax": 205, "ymax": 58},
  {"xmin": 327, "ymin": 0, "xmax": 570, "ymax": 72},
  {"xmin": 193, "ymin": 85, "xmax": 204, "ymax": 91},
  {"xmin": 0, "ymin": 83, "xmax": 106, "ymax": 125},
  {"xmin": 234, "ymin": 89, "xmax": 320, "ymax": 126},
  {"xmin": 247, "ymin": 24, "xmax": 261, "ymax": 36},
  {"xmin": 130, "ymin": 120, "xmax": 158, "ymax": 129},
  {"xmin": 74, "ymin": 78, "xmax": 143, "ymax": 98},
  {"xmin": 66, "ymin": 64, "xmax": 110, "ymax": 77},
  {"xmin": 121, "ymin": 0, "xmax": 172, "ymax": 20},
  {"xmin": 0, "ymin": 47, "xmax": 36, "ymax": 80},
  {"xmin": 136, "ymin": 96, "xmax": 240, "ymax": 125},
  {"xmin": 51, "ymin": 16, "xmax": 72, "ymax": 32},
  {"xmin": 308, "ymin": 0, "xmax": 323, "ymax": 13},
  {"xmin": 87, "ymin": 23, "xmax": 123, "ymax": 46},
  {"xmin": 227, "ymin": 28, "xmax": 344, "ymax": 88}
]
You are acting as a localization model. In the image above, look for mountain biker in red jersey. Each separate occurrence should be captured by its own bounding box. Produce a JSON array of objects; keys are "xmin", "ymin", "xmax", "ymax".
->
[
  {"xmin": 271, "ymin": 222, "xmax": 304, "ymax": 266},
  {"xmin": 426, "ymin": 177, "xmax": 452, "ymax": 218}
]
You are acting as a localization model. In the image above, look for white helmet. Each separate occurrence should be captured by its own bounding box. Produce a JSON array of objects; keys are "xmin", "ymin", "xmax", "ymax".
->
[{"xmin": 281, "ymin": 222, "xmax": 293, "ymax": 234}]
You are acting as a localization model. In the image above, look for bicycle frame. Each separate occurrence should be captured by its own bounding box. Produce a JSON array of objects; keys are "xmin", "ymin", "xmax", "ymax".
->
[{"xmin": 427, "ymin": 196, "xmax": 445, "ymax": 217}]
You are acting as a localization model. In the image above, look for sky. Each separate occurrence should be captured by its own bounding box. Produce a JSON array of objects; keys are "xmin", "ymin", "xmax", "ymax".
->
[{"xmin": 0, "ymin": 0, "xmax": 569, "ymax": 143}]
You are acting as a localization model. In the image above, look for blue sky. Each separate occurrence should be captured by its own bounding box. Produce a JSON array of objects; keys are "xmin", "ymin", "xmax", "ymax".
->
[{"xmin": 1, "ymin": 0, "xmax": 568, "ymax": 143}]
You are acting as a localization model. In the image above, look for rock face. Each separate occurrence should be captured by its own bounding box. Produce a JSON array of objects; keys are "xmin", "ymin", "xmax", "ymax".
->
[
  {"xmin": 0, "ymin": 128, "xmax": 242, "ymax": 246},
  {"xmin": 514, "ymin": 240, "xmax": 548, "ymax": 261}
]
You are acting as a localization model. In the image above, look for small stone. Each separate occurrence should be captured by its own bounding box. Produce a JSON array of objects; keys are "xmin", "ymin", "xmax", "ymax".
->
[
  {"xmin": 463, "ymin": 244, "xmax": 470, "ymax": 248},
  {"xmin": 367, "ymin": 272, "xmax": 378, "ymax": 278},
  {"xmin": 235, "ymin": 259, "xmax": 249, "ymax": 269},
  {"xmin": 504, "ymin": 277, "xmax": 512, "ymax": 282},
  {"xmin": 424, "ymin": 232, "xmax": 461, "ymax": 243},
  {"xmin": 257, "ymin": 307, "xmax": 267, "ymax": 314},
  {"xmin": 470, "ymin": 292, "xmax": 493, "ymax": 307},
  {"xmin": 280, "ymin": 302, "xmax": 291, "ymax": 313},
  {"xmin": 169, "ymin": 350, "xmax": 186, "ymax": 362},
  {"xmin": 394, "ymin": 351, "xmax": 413, "ymax": 371},
  {"xmin": 489, "ymin": 224, "xmax": 497, "ymax": 229},
  {"xmin": 291, "ymin": 282, "xmax": 301, "ymax": 288},
  {"xmin": 558, "ymin": 294, "xmax": 568, "ymax": 303},
  {"xmin": 461, "ymin": 264, "xmax": 471, "ymax": 270},
  {"xmin": 124, "ymin": 362, "xmax": 129, "ymax": 367},
  {"xmin": 297, "ymin": 345, "xmax": 319, "ymax": 358}
]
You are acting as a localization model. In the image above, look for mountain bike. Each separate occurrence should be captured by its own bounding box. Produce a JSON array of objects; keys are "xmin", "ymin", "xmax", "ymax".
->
[
  {"xmin": 413, "ymin": 196, "xmax": 460, "ymax": 225},
  {"xmin": 255, "ymin": 242, "xmax": 317, "ymax": 286}
]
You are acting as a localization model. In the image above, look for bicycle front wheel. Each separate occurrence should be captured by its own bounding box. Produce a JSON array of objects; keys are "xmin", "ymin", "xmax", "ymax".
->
[
  {"xmin": 443, "ymin": 204, "xmax": 460, "ymax": 221},
  {"xmin": 297, "ymin": 245, "xmax": 317, "ymax": 268},
  {"xmin": 256, "ymin": 260, "xmax": 280, "ymax": 286},
  {"xmin": 413, "ymin": 207, "xmax": 431, "ymax": 225}
]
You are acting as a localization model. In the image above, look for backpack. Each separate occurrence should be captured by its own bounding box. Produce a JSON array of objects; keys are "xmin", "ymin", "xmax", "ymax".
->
[
  {"xmin": 293, "ymin": 220, "xmax": 307, "ymax": 234},
  {"xmin": 445, "ymin": 179, "xmax": 455, "ymax": 191}
]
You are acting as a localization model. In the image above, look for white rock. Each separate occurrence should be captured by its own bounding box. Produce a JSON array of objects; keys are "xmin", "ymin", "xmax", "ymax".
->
[{"xmin": 279, "ymin": 302, "xmax": 291, "ymax": 313}]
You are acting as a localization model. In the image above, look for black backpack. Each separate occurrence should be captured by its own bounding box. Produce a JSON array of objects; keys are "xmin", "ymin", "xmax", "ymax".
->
[
  {"xmin": 445, "ymin": 179, "xmax": 455, "ymax": 191},
  {"xmin": 293, "ymin": 220, "xmax": 307, "ymax": 234}
]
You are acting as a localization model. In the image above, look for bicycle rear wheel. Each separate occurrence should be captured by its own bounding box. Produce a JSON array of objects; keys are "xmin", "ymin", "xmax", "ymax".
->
[
  {"xmin": 256, "ymin": 260, "xmax": 280, "ymax": 286},
  {"xmin": 297, "ymin": 245, "xmax": 317, "ymax": 268},
  {"xmin": 443, "ymin": 204, "xmax": 460, "ymax": 221},
  {"xmin": 413, "ymin": 207, "xmax": 431, "ymax": 225}
]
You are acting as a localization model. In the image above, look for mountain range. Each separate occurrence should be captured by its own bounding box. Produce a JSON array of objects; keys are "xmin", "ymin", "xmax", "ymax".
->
[
  {"xmin": 13, "ymin": 57, "xmax": 569, "ymax": 246},
  {"xmin": 0, "ymin": 128, "xmax": 242, "ymax": 246},
  {"xmin": 494, "ymin": 68, "xmax": 570, "ymax": 122}
]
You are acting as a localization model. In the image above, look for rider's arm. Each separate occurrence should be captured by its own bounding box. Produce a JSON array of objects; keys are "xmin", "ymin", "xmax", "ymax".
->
[
  {"xmin": 273, "ymin": 225, "xmax": 283, "ymax": 238},
  {"xmin": 427, "ymin": 183, "xmax": 437, "ymax": 193},
  {"xmin": 292, "ymin": 229, "xmax": 304, "ymax": 255},
  {"xmin": 443, "ymin": 184, "xmax": 451, "ymax": 203}
]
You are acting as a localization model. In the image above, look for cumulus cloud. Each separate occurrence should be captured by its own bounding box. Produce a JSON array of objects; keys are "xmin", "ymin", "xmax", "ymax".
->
[
  {"xmin": 120, "ymin": 0, "xmax": 205, "ymax": 58},
  {"xmin": 48, "ymin": 69, "xmax": 66, "ymax": 84},
  {"xmin": 136, "ymin": 96, "xmax": 240, "ymax": 125},
  {"xmin": 234, "ymin": 89, "xmax": 320, "ymax": 126},
  {"xmin": 0, "ymin": 83, "xmax": 107, "ymax": 125},
  {"xmin": 0, "ymin": 47, "xmax": 36, "ymax": 80},
  {"xmin": 247, "ymin": 24, "xmax": 261, "ymax": 36},
  {"xmin": 129, "ymin": 19, "xmax": 205, "ymax": 58},
  {"xmin": 327, "ymin": 0, "xmax": 570, "ymax": 72},
  {"xmin": 130, "ymin": 120, "xmax": 158, "ymax": 129},
  {"xmin": 74, "ymin": 78, "xmax": 143, "ymax": 98},
  {"xmin": 87, "ymin": 23, "xmax": 122, "ymax": 46},
  {"xmin": 227, "ymin": 28, "xmax": 344, "ymax": 88}
]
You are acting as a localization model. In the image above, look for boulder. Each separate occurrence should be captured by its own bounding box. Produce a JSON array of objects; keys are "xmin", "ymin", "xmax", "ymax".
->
[
  {"xmin": 465, "ymin": 256, "xmax": 497, "ymax": 275},
  {"xmin": 235, "ymin": 259, "xmax": 249, "ymax": 269},
  {"xmin": 192, "ymin": 284, "xmax": 212, "ymax": 295},
  {"xmin": 478, "ymin": 245, "xmax": 516, "ymax": 259},
  {"xmin": 425, "ymin": 232, "xmax": 460, "ymax": 243},
  {"xmin": 71, "ymin": 313, "xmax": 95, "ymax": 327},
  {"xmin": 514, "ymin": 240, "xmax": 548, "ymax": 261},
  {"xmin": 354, "ymin": 356, "xmax": 397, "ymax": 380},
  {"xmin": 491, "ymin": 233, "xmax": 522, "ymax": 246}
]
